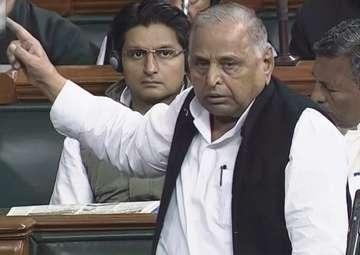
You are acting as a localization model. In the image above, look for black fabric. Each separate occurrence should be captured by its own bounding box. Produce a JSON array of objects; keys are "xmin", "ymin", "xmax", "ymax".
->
[
  {"xmin": 347, "ymin": 182, "xmax": 352, "ymax": 220},
  {"xmin": 152, "ymin": 89, "xmax": 196, "ymax": 254},
  {"xmin": 0, "ymin": 0, "xmax": 98, "ymax": 65},
  {"xmin": 289, "ymin": 0, "xmax": 360, "ymax": 59},
  {"xmin": 152, "ymin": 79, "xmax": 328, "ymax": 255},
  {"xmin": 230, "ymin": 79, "xmax": 320, "ymax": 254}
]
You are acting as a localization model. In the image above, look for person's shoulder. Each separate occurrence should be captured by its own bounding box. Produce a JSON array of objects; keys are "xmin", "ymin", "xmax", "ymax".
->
[
  {"xmin": 297, "ymin": 108, "xmax": 342, "ymax": 140},
  {"xmin": 145, "ymin": 88, "xmax": 193, "ymax": 122},
  {"xmin": 162, "ymin": 87, "xmax": 193, "ymax": 108}
]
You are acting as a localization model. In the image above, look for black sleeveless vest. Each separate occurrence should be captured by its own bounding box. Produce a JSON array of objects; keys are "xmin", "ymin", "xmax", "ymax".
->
[{"xmin": 152, "ymin": 78, "xmax": 328, "ymax": 255}]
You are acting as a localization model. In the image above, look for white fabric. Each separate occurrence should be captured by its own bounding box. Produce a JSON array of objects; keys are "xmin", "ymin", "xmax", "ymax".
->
[
  {"xmin": 50, "ymin": 87, "xmax": 132, "ymax": 205},
  {"xmin": 96, "ymin": 35, "xmax": 108, "ymax": 65},
  {"xmin": 51, "ymin": 80, "xmax": 348, "ymax": 255},
  {"xmin": 346, "ymin": 123, "xmax": 360, "ymax": 203}
]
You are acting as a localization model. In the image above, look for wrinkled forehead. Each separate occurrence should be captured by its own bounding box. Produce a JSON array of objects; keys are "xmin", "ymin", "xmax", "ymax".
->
[
  {"xmin": 189, "ymin": 22, "xmax": 252, "ymax": 56},
  {"xmin": 314, "ymin": 56, "xmax": 352, "ymax": 78}
]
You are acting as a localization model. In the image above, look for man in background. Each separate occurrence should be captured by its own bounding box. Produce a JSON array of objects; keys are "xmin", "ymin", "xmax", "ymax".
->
[
  {"xmin": 50, "ymin": 1, "xmax": 189, "ymax": 204},
  {"xmin": 311, "ymin": 19, "xmax": 360, "ymax": 204},
  {"xmin": 290, "ymin": 0, "xmax": 360, "ymax": 59},
  {"xmin": 97, "ymin": 0, "xmax": 219, "ymax": 65}
]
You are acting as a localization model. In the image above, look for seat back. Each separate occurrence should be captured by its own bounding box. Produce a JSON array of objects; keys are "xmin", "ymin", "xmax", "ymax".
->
[{"xmin": 0, "ymin": 102, "xmax": 64, "ymax": 208}]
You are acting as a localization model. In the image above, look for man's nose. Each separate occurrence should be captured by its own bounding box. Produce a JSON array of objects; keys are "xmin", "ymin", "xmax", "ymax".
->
[
  {"xmin": 311, "ymin": 83, "xmax": 326, "ymax": 104},
  {"xmin": 206, "ymin": 63, "xmax": 222, "ymax": 88},
  {"xmin": 143, "ymin": 53, "xmax": 159, "ymax": 75}
]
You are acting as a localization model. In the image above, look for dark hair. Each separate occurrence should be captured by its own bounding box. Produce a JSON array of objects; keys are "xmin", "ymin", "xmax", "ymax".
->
[
  {"xmin": 110, "ymin": 0, "xmax": 190, "ymax": 72},
  {"xmin": 313, "ymin": 19, "xmax": 360, "ymax": 85}
]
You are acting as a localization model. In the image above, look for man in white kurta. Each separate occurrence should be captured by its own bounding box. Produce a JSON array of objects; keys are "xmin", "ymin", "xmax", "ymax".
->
[
  {"xmin": 6, "ymin": 2, "xmax": 348, "ymax": 254},
  {"xmin": 310, "ymin": 19, "xmax": 360, "ymax": 204},
  {"xmin": 347, "ymin": 125, "xmax": 360, "ymax": 200}
]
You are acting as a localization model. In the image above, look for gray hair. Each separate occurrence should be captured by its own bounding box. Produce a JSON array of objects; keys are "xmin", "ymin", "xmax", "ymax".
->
[
  {"xmin": 313, "ymin": 19, "xmax": 360, "ymax": 86},
  {"xmin": 190, "ymin": 2, "xmax": 269, "ymax": 56}
]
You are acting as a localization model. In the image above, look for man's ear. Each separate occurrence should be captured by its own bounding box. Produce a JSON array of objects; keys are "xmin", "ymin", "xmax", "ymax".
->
[{"xmin": 262, "ymin": 43, "xmax": 274, "ymax": 85}]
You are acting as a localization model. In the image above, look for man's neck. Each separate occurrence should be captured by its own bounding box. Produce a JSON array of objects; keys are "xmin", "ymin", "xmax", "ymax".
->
[
  {"xmin": 339, "ymin": 121, "xmax": 360, "ymax": 135},
  {"xmin": 210, "ymin": 115, "xmax": 239, "ymax": 142},
  {"xmin": 131, "ymin": 94, "xmax": 176, "ymax": 115},
  {"xmin": 130, "ymin": 99, "xmax": 152, "ymax": 115}
]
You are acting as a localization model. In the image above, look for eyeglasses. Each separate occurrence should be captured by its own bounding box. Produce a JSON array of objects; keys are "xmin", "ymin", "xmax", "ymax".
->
[{"xmin": 124, "ymin": 48, "xmax": 185, "ymax": 62}]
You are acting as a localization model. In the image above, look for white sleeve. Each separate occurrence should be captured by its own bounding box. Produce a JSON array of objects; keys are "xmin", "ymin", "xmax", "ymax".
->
[
  {"xmin": 285, "ymin": 108, "xmax": 348, "ymax": 255},
  {"xmin": 49, "ymin": 138, "xmax": 93, "ymax": 204},
  {"xmin": 50, "ymin": 81, "xmax": 187, "ymax": 178}
]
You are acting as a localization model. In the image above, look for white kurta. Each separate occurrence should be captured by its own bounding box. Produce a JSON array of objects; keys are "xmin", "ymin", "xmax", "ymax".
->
[
  {"xmin": 50, "ymin": 87, "xmax": 132, "ymax": 204},
  {"xmin": 346, "ymin": 124, "xmax": 360, "ymax": 203},
  {"xmin": 51, "ymin": 81, "xmax": 348, "ymax": 255}
]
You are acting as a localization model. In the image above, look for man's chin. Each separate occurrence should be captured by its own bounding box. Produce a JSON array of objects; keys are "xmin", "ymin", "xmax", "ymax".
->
[{"xmin": 205, "ymin": 106, "xmax": 236, "ymax": 118}]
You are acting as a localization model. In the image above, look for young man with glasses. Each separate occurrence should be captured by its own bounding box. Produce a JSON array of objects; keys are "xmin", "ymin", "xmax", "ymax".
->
[
  {"xmin": 97, "ymin": 0, "xmax": 218, "ymax": 65},
  {"xmin": 50, "ymin": 1, "xmax": 189, "ymax": 204}
]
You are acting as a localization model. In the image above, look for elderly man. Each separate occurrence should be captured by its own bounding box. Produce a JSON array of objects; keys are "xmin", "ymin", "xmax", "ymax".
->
[
  {"xmin": 311, "ymin": 19, "xmax": 360, "ymax": 203},
  {"xmin": 6, "ymin": 2, "xmax": 348, "ymax": 255}
]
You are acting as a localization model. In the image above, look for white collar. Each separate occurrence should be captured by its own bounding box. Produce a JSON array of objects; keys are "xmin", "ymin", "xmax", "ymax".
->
[
  {"xmin": 189, "ymin": 96, "xmax": 254, "ymax": 144},
  {"xmin": 118, "ymin": 79, "xmax": 189, "ymax": 109},
  {"xmin": 119, "ymin": 86, "xmax": 132, "ymax": 107}
]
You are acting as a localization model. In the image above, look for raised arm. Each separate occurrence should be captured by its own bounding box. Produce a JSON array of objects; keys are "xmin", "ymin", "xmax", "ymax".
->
[
  {"xmin": 6, "ymin": 18, "xmax": 66, "ymax": 101},
  {"xmin": 6, "ymin": 18, "xmax": 185, "ymax": 179}
]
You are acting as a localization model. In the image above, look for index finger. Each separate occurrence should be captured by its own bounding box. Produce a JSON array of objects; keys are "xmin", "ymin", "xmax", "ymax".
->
[{"xmin": 6, "ymin": 17, "xmax": 34, "ymax": 41}]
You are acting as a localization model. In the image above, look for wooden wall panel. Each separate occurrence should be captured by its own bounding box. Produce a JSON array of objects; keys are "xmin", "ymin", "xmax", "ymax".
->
[
  {"xmin": 31, "ymin": 0, "xmax": 137, "ymax": 16},
  {"xmin": 0, "ymin": 61, "xmax": 314, "ymax": 104},
  {"xmin": 32, "ymin": 0, "xmax": 305, "ymax": 16},
  {"xmin": 0, "ymin": 214, "xmax": 156, "ymax": 255},
  {"xmin": 14, "ymin": 65, "xmax": 121, "ymax": 101},
  {"xmin": 71, "ymin": 0, "xmax": 138, "ymax": 15},
  {"xmin": 31, "ymin": 0, "xmax": 72, "ymax": 16},
  {"xmin": 228, "ymin": 0, "xmax": 265, "ymax": 10},
  {"xmin": 263, "ymin": 0, "xmax": 304, "ymax": 10}
]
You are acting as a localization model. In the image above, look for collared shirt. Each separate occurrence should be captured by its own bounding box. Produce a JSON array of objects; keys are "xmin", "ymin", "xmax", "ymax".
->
[
  {"xmin": 51, "ymin": 81, "xmax": 348, "ymax": 255},
  {"xmin": 346, "ymin": 123, "xmax": 360, "ymax": 203},
  {"xmin": 50, "ymin": 86, "xmax": 132, "ymax": 205}
]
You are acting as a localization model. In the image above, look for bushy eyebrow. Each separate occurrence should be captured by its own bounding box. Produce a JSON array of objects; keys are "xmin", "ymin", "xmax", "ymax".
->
[
  {"xmin": 190, "ymin": 55, "xmax": 209, "ymax": 62},
  {"xmin": 313, "ymin": 70, "xmax": 329, "ymax": 85},
  {"xmin": 191, "ymin": 54, "xmax": 244, "ymax": 62},
  {"xmin": 219, "ymin": 56, "xmax": 243, "ymax": 64}
]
